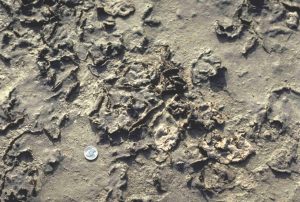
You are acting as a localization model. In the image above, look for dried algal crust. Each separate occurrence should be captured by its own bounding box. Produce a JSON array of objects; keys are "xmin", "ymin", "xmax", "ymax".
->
[
  {"xmin": 215, "ymin": 20, "xmax": 243, "ymax": 40},
  {"xmin": 267, "ymin": 141, "xmax": 297, "ymax": 174},
  {"xmin": 200, "ymin": 132, "xmax": 255, "ymax": 164},
  {"xmin": 242, "ymin": 35, "xmax": 258, "ymax": 56},
  {"xmin": 99, "ymin": 1, "xmax": 135, "ymax": 18}
]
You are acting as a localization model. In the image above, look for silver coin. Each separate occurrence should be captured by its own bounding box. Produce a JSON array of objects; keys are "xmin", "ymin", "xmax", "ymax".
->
[{"xmin": 84, "ymin": 146, "xmax": 98, "ymax": 161}]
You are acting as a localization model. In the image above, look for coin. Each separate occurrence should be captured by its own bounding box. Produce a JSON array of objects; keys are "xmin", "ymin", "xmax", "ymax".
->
[{"xmin": 84, "ymin": 146, "xmax": 98, "ymax": 161}]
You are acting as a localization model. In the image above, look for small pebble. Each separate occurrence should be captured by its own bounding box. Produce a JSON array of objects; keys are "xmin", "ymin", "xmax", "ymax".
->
[
  {"xmin": 176, "ymin": 9, "xmax": 183, "ymax": 19},
  {"xmin": 286, "ymin": 12, "xmax": 299, "ymax": 29},
  {"xmin": 84, "ymin": 146, "xmax": 98, "ymax": 161}
]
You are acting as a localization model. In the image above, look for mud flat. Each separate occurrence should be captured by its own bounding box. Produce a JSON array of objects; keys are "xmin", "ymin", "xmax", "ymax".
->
[{"xmin": 1, "ymin": 0, "xmax": 300, "ymax": 201}]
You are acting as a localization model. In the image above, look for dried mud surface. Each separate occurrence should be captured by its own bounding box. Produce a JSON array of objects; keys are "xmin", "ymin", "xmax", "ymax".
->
[{"xmin": 1, "ymin": 0, "xmax": 300, "ymax": 201}]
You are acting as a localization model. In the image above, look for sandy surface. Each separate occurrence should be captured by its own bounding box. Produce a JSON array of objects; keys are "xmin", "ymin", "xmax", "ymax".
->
[{"xmin": 1, "ymin": 0, "xmax": 300, "ymax": 201}]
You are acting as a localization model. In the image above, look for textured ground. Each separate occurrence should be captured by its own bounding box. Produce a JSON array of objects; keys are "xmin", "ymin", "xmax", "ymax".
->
[{"xmin": 1, "ymin": 0, "xmax": 300, "ymax": 201}]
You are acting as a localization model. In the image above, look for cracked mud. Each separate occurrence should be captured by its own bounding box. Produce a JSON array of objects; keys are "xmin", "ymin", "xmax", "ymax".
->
[{"xmin": 1, "ymin": 0, "xmax": 300, "ymax": 201}]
